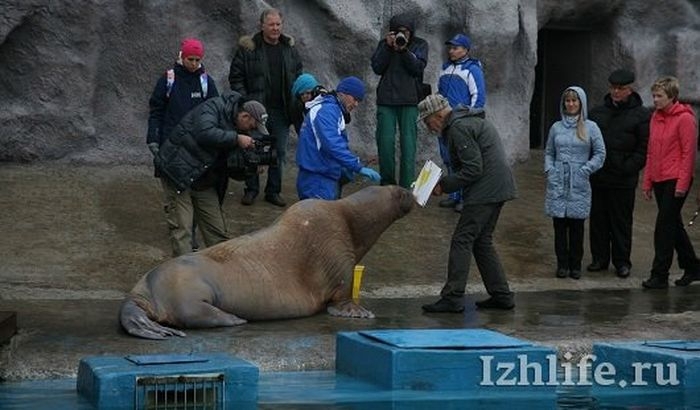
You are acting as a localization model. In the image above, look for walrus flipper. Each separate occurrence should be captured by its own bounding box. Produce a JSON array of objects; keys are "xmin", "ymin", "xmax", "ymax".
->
[
  {"xmin": 327, "ymin": 300, "xmax": 375, "ymax": 319},
  {"xmin": 119, "ymin": 298, "xmax": 186, "ymax": 340}
]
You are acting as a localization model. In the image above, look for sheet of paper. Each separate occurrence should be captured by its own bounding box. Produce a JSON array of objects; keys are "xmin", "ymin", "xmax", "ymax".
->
[{"xmin": 412, "ymin": 160, "xmax": 443, "ymax": 207}]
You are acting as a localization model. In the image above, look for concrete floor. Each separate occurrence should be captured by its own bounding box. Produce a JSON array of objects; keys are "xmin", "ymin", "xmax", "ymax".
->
[{"xmin": 2, "ymin": 151, "xmax": 700, "ymax": 380}]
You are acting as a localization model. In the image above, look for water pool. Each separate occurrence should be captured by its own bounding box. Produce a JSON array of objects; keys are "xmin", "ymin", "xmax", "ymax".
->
[{"xmin": 1, "ymin": 370, "xmax": 699, "ymax": 409}]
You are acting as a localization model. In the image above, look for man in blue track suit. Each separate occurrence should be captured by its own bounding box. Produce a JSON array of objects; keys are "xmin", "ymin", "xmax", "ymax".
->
[{"xmin": 296, "ymin": 76, "xmax": 380, "ymax": 200}]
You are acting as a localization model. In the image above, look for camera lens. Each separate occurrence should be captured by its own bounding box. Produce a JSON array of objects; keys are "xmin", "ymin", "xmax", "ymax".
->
[{"xmin": 395, "ymin": 32, "xmax": 407, "ymax": 47}]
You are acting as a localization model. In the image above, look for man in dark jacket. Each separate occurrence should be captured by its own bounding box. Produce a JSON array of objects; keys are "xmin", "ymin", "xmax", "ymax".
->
[
  {"xmin": 156, "ymin": 92, "xmax": 260, "ymax": 256},
  {"xmin": 418, "ymin": 95, "xmax": 517, "ymax": 313},
  {"xmin": 228, "ymin": 8, "xmax": 303, "ymax": 207},
  {"xmin": 371, "ymin": 13, "xmax": 429, "ymax": 189},
  {"xmin": 587, "ymin": 69, "xmax": 650, "ymax": 278}
]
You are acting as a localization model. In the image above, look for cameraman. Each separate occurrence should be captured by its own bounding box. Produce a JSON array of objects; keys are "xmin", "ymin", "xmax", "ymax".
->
[
  {"xmin": 371, "ymin": 13, "xmax": 429, "ymax": 189},
  {"xmin": 155, "ymin": 92, "xmax": 263, "ymax": 256},
  {"xmin": 296, "ymin": 76, "xmax": 380, "ymax": 200}
]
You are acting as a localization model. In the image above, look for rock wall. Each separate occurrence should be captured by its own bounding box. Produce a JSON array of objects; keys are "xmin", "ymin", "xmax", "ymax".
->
[{"xmin": 0, "ymin": 0, "xmax": 698, "ymax": 164}]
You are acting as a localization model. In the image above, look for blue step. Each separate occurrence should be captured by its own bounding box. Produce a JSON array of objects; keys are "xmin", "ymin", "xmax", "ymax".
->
[
  {"xmin": 336, "ymin": 328, "xmax": 558, "ymax": 394},
  {"xmin": 593, "ymin": 340, "xmax": 700, "ymax": 393},
  {"xmin": 76, "ymin": 353, "xmax": 258, "ymax": 409}
]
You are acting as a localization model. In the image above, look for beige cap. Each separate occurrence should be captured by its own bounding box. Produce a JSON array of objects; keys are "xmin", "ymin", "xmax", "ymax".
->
[{"xmin": 417, "ymin": 94, "xmax": 450, "ymax": 122}]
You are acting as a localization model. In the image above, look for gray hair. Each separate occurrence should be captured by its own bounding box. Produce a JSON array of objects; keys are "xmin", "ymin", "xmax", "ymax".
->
[{"xmin": 260, "ymin": 8, "xmax": 282, "ymax": 24}]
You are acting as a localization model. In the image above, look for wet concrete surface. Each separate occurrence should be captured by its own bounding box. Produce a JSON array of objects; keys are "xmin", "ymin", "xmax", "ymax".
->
[{"xmin": 1, "ymin": 151, "xmax": 700, "ymax": 380}]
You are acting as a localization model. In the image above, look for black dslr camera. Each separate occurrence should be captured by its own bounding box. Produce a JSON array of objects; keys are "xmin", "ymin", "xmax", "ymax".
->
[
  {"xmin": 227, "ymin": 130, "xmax": 278, "ymax": 181},
  {"xmin": 394, "ymin": 32, "xmax": 408, "ymax": 47}
]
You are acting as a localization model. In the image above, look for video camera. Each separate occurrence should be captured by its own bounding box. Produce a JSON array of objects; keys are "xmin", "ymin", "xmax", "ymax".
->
[{"xmin": 227, "ymin": 130, "xmax": 278, "ymax": 181}]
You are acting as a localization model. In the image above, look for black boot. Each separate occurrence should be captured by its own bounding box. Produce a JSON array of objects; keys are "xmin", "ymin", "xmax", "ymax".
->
[
  {"xmin": 642, "ymin": 274, "xmax": 669, "ymax": 289},
  {"xmin": 675, "ymin": 270, "xmax": 700, "ymax": 286},
  {"xmin": 475, "ymin": 297, "xmax": 515, "ymax": 310},
  {"xmin": 422, "ymin": 298, "xmax": 464, "ymax": 313}
]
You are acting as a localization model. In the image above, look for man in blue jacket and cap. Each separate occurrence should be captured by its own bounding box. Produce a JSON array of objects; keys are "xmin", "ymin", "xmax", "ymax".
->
[
  {"xmin": 296, "ymin": 76, "xmax": 380, "ymax": 200},
  {"xmin": 436, "ymin": 33, "xmax": 487, "ymax": 213}
]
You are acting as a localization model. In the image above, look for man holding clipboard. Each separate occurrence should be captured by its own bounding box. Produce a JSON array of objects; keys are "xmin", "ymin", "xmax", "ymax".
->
[{"xmin": 417, "ymin": 94, "xmax": 517, "ymax": 313}]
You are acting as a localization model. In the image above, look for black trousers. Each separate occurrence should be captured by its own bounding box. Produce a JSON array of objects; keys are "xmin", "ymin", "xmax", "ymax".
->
[
  {"xmin": 553, "ymin": 217, "xmax": 585, "ymax": 271},
  {"xmin": 650, "ymin": 180, "xmax": 700, "ymax": 277},
  {"xmin": 441, "ymin": 202, "xmax": 513, "ymax": 302},
  {"xmin": 589, "ymin": 186, "xmax": 635, "ymax": 269}
]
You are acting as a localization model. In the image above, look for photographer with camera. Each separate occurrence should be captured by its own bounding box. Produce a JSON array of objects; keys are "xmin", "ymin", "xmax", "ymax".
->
[
  {"xmin": 155, "ymin": 92, "xmax": 265, "ymax": 256},
  {"xmin": 296, "ymin": 76, "xmax": 380, "ymax": 200},
  {"xmin": 371, "ymin": 13, "xmax": 429, "ymax": 189}
]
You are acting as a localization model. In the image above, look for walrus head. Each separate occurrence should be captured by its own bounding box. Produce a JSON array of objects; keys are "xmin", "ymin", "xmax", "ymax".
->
[
  {"xmin": 342, "ymin": 185, "xmax": 414, "ymax": 217},
  {"xmin": 339, "ymin": 185, "xmax": 414, "ymax": 260},
  {"xmin": 394, "ymin": 186, "xmax": 416, "ymax": 216}
]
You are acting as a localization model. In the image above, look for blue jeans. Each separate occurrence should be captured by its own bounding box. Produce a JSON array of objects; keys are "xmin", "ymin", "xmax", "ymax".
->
[{"xmin": 244, "ymin": 108, "xmax": 290, "ymax": 196}]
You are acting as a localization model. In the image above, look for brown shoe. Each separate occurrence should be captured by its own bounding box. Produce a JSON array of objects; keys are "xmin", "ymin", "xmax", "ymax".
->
[
  {"xmin": 265, "ymin": 194, "xmax": 286, "ymax": 207},
  {"xmin": 241, "ymin": 191, "xmax": 256, "ymax": 206}
]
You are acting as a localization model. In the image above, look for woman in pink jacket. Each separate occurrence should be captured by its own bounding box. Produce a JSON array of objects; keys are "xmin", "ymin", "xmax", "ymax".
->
[{"xmin": 642, "ymin": 76, "xmax": 700, "ymax": 289}]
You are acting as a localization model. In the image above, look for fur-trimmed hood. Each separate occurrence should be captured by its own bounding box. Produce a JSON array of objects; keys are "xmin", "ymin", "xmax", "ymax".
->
[{"xmin": 238, "ymin": 31, "xmax": 295, "ymax": 51}]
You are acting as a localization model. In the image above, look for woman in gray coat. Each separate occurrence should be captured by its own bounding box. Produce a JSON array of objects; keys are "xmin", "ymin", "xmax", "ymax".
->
[{"xmin": 545, "ymin": 86, "xmax": 606, "ymax": 279}]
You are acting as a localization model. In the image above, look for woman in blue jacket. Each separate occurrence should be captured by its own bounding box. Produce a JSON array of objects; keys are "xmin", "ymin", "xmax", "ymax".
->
[{"xmin": 545, "ymin": 86, "xmax": 606, "ymax": 279}]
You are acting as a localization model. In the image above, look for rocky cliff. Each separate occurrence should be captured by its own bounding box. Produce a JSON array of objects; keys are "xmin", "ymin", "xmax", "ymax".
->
[{"xmin": 1, "ymin": 0, "xmax": 698, "ymax": 164}]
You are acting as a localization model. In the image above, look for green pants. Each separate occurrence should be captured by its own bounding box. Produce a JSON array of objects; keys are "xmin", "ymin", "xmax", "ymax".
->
[
  {"xmin": 160, "ymin": 178, "xmax": 229, "ymax": 256},
  {"xmin": 375, "ymin": 105, "xmax": 418, "ymax": 188}
]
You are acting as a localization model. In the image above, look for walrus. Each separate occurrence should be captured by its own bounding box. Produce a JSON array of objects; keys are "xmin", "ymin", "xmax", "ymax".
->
[{"xmin": 120, "ymin": 185, "xmax": 414, "ymax": 339}]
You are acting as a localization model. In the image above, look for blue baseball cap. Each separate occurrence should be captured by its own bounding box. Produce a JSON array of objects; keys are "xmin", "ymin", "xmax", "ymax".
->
[{"xmin": 445, "ymin": 34, "xmax": 471, "ymax": 49}]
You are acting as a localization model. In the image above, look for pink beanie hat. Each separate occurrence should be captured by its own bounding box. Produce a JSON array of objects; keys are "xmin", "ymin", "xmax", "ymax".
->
[{"xmin": 181, "ymin": 38, "xmax": 204, "ymax": 58}]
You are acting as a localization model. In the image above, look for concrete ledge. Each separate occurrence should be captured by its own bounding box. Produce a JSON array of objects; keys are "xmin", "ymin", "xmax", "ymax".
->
[
  {"xmin": 336, "ymin": 329, "xmax": 557, "ymax": 393},
  {"xmin": 0, "ymin": 312, "xmax": 17, "ymax": 344},
  {"xmin": 77, "ymin": 353, "xmax": 258, "ymax": 409}
]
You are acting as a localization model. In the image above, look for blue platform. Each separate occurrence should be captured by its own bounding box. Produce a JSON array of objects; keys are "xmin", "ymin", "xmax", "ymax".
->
[
  {"xmin": 76, "ymin": 353, "xmax": 258, "ymax": 409},
  {"xmin": 336, "ymin": 329, "xmax": 558, "ymax": 394},
  {"xmin": 593, "ymin": 340, "xmax": 700, "ymax": 393}
]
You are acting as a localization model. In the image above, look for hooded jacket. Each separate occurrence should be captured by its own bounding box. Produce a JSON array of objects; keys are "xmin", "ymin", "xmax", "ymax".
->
[
  {"xmin": 440, "ymin": 105, "xmax": 516, "ymax": 205},
  {"xmin": 228, "ymin": 32, "xmax": 303, "ymax": 121},
  {"xmin": 438, "ymin": 57, "xmax": 486, "ymax": 108},
  {"xmin": 156, "ymin": 92, "xmax": 243, "ymax": 199},
  {"xmin": 371, "ymin": 14, "xmax": 429, "ymax": 105},
  {"xmin": 642, "ymin": 101, "xmax": 698, "ymax": 193},
  {"xmin": 148, "ymin": 63, "xmax": 219, "ymax": 147},
  {"xmin": 296, "ymin": 94, "xmax": 362, "ymax": 181},
  {"xmin": 544, "ymin": 86, "xmax": 606, "ymax": 219},
  {"xmin": 589, "ymin": 91, "xmax": 650, "ymax": 189}
]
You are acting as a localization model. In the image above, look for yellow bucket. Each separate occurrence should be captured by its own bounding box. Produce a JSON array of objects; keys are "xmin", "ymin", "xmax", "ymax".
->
[{"xmin": 352, "ymin": 265, "xmax": 365, "ymax": 300}]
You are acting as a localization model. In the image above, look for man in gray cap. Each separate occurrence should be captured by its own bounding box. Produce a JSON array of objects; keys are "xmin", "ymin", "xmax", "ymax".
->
[
  {"xmin": 155, "ymin": 92, "xmax": 263, "ymax": 256},
  {"xmin": 587, "ymin": 69, "xmax": 650, "ymax": 278},
  {"xmin": 418, "ymin": 94, "xmax": 516, "ymax": 313}
]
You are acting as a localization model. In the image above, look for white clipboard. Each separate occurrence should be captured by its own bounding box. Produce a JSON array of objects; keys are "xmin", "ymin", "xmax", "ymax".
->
[{"xmin": 411, "ymin": 160, "xmax": 443, "ymax": 207}]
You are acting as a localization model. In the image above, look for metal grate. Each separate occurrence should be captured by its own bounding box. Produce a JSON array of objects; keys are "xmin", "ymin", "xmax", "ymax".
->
[{"xmin": 134, "ymin": 373, "xmax": 225, "ymax": 409}]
